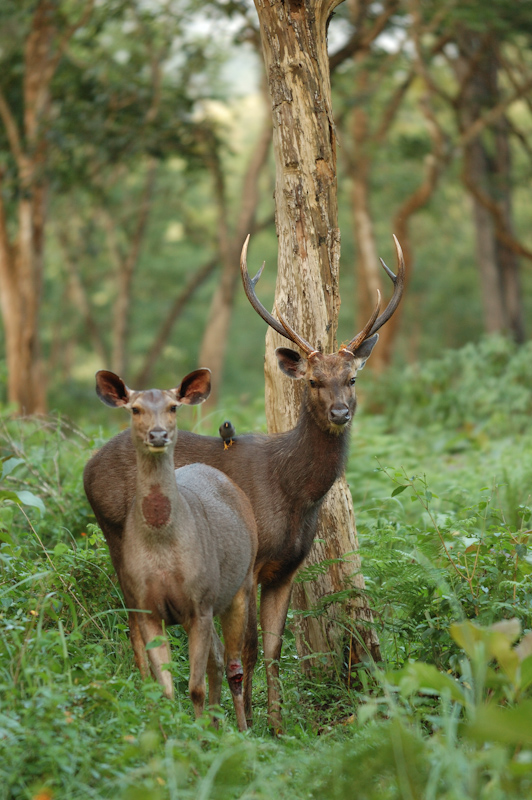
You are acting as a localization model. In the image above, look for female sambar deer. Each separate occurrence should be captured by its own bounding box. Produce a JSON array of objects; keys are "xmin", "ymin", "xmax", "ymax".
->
[
  {"xmin": 94, "ymin": 368, "xmax": 257, "ymax": 731},
  {"xmin": 83, "ymin": 235, "xmax": 404, "ymax": 732}
]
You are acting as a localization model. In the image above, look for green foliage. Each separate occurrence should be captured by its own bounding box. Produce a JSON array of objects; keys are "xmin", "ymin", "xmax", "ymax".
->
[{"xmin": 2, "ymin": 335, "xmax": 532, "ymax": 797}]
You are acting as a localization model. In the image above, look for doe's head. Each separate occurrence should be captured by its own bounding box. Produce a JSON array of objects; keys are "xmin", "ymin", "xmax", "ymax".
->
[{"xmin": 95, "ymin": 369, "xmax": 211, "ymax": 452}]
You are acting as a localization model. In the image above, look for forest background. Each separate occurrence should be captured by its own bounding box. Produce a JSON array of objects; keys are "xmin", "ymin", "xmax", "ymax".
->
[{"xmin": 2, "ymin": 1, "xmax": 532, "ymax": 798}]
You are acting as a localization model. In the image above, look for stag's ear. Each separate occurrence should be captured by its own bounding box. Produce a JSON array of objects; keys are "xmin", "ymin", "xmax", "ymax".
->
[
  {"xmin": 174, "ymin": 368, "xmax": 211, "ymax": 405},
  {"xmin": 275, "ymin": 347, "xmax": 307, "ymax": 379},
  {"xmin": 352, "ymin": 333, "xmax": 379, "ymax": 371},
  {"xmin": 95, "ymin": 371, "xmax": 131, "ymax": 407}
]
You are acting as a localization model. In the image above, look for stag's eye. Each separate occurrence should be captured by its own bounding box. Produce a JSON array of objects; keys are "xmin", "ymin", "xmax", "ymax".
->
[
  {"xmin": 169, "ymin": 405, "xmax": 178, "ymax": 413},
  {"xmin": 309, "ymin": 379, "xmax": 317, "ymax": 388},
  {"xmin": 131, "ymin": 407, "xmax": 141, "ymax": 415},
  {"xmin": 349, "ymin": 377, "xmax": 356, "ymax": 386}
]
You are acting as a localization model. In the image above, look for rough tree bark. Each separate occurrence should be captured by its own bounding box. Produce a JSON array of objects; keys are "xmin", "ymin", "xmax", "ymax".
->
[{"xmin": 254, "ymin": 0, "xmax": 381, "ymax": 672}]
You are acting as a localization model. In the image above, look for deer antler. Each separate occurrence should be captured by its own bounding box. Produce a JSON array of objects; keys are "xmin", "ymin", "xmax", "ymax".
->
[
  {"xmin": 240, "ymin": 234, "xmax": 405, "ymax": 357},
  {"xmin": 240, "ymin": 235, "xmax": 288, "ymax": 340},
  {"xmin": 240, "ymin": 235, "xmax": 319, "ymax": 355},
  {"xmin": 342, "ymin": 234, "xmax": 405, "ymax": 354},
  {"xmin": 275, "ymin": 305, "xmax": 319, "ymax": 358}
]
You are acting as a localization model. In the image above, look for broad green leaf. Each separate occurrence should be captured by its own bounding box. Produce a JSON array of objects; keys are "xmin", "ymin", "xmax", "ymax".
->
[
  {"xmin": 519, "ymin": 654, "xmax": 532, "ymax": 693},
  {"xmin": 14, "ymin": 490, "xmax": 45, "ymax": 514},
  {"xmin": 466, "ymin": 701, "xmax": 532, "ymax": 746},
  {"xmin": 53, "ymin": 542, "xmax": 69, "ymax": 556},
  {"xmin": 395, "ymin": 662, "xmax": 466, "ymax": 705},
  {"xmin": 0, "ymin": 458, "xmax": 24, "ymax": 479},
  {"xmin": 391, "ymin": 485, "xmax": 408, "ymax": 497},
  {"xmin": 451, "ymin": 619, "xmax": 521, "ymax": 682}
]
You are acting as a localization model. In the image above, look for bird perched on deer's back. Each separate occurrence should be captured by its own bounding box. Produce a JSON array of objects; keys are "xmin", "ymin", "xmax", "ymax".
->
[{"xmin": 219, "ymin": 420, "xmax": 236, "ymax": 450}]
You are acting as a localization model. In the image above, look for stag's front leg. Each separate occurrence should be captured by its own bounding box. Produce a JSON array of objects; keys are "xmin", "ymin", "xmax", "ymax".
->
[
  {"xmin": 242, "ymin": 575, "xmax": 259, "ymax": 726},
  {"xmin": 207, "ymin": 625, "xmax": 224, "ymax": 711},
  {"xmin": 259, "ymin": 576, "xmax": 295, "ymax": 735},
  {"xmin": 220, "ymin": 584, "xmax": 250, "ymax": 732}
]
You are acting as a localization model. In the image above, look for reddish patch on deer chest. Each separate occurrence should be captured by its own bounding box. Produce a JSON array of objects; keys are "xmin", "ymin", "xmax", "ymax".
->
[{"xmin": 142, "ymin": 484, "xmax": 171, "ymax": 528}]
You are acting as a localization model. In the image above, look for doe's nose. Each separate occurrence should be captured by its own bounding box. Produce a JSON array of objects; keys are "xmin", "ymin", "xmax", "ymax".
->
[
  {"xmin": 148, "ymin": 427, "xmax": 169, "ymax": 447},
  {"xmin": 329, "ymin": 405, "xmax": 351, "ymax": 425}
]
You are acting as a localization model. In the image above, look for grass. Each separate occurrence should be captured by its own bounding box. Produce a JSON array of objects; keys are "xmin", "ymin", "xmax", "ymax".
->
[{"xmin": 2, "ymin": 334, "xmax": 532, "ymax": 798}]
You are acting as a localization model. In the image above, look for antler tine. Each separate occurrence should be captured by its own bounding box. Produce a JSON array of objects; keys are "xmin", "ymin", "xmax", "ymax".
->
[
  {"xmin": 370, "ymin": 234, "xmax": 405, "ymax": 336},
  {"xmin": 240, "ymin": 235, "xmax": 289, "ymax": 340},
  {"xmin": 343, "ymin": 235, "xmax": 406, "ymax": 352},
  {"xmin": 342, "ymin": 290, "xmax": 381, "ymax": 354},
  {"xmin": 274, "ymin": 305, "xmax": 318, "ymax": 357}
]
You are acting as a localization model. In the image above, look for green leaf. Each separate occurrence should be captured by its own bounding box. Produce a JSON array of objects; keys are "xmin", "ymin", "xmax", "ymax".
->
[
  {"xmin": 519, "ymin": 654, "xmax": 532, "ymax": 693},
  {"xmin": 451, "ymin": 619, "xmax": 521, "ymax": 682},
  {"xmin": 394, "ymin": 662, "xmax": 467, "ymax": 705},
  {"xmin": 13, "ymin": 490, "xmax": 45, "ymax": 514},
  {"xmin": 466, "ymin": 701, "xmax": 532, "ymax": 746},
  {"xmin": 391, "ymin": 485, "xmax": 408, "ymax": 497},
  {"xmin": 53, "ymin": 542, "xmax": 69, "ymax": 556},
  {"xmin": 0, "ymin": 458, "xmax": 24, "ymax": 479},
  {"xmin": 145, "ymin": 636, "xmax": 168, "ymax": 650}
]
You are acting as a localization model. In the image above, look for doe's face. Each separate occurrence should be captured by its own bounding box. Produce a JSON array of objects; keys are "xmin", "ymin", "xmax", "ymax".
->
[{"xmin": 128, "ymin": 389, "xmax": 180, "ymax": 452}]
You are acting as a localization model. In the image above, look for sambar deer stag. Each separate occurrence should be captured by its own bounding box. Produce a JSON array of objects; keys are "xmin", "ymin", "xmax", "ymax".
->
[
  {"xmin": 94, "ymin": 368, "xmax": 257, "ymax": 731},
  {"xmin": 83, "ymin": 235, "xmax": 404, "ymax": 732}
]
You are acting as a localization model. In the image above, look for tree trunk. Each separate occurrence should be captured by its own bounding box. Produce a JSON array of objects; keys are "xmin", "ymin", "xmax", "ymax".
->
[
  {"xmin": 456, "ymin": 31, "xmax": 524, "ymax": 342},
  {"xmin": 254, "ymin": 0, "xmax": 381, "ymax": 673}
]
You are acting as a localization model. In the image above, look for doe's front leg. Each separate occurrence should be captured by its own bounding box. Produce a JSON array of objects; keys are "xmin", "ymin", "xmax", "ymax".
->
[{"xmin": 137, "ymin": 613, "xmax": 174, "ymax": 700}]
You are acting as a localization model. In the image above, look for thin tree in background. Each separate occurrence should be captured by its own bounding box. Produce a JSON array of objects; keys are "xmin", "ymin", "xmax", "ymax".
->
[{"xmin": 0, "ymin": 1, "xmax": 93, "ymax": 414}]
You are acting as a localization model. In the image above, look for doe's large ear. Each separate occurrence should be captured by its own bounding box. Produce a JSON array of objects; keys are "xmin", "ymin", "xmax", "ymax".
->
[
  {"xmin": 352, "ymin": 333, "xmax": 379, "ymax": 370},
  {"xmin": 174, "ymin": 368, "xmax": 211, "ymax": 405},
  {"xmin": 95, "ymin": 370, "xmax": 131, "ymax": 407},
  {"xmin": 275, "ymin": 347, "xmax": 307, "ymax": 380}
]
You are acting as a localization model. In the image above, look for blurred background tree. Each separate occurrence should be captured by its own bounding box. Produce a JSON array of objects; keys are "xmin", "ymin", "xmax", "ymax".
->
[{"xmin": 0, "ymin": 0, "xmax": 530, "ymax": 419}]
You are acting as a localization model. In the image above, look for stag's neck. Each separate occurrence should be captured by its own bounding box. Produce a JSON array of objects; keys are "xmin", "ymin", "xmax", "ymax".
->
[
  {"xmin": 132, "ymin": 448, "xmax": 182, "ymax": 540},
  {"xmin": 276, "ymin": 402, "xmax": 351, "ymax": 505}
]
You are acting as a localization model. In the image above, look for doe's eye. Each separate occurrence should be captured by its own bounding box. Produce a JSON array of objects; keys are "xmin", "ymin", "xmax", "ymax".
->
[
  {"xmin": 131, "ymin": 407, "xmax": 141, "ymax": 415},
  {"xmin": 349, "ymin": 377, "xmax": 356, "ymax": 386},
  {"xmin": 309, "ymin": 379, "xmax": 317, "ymax": 388},
  {"xmin": 169, "ymin": 405, "xmax": 178, "ymax": 413}
]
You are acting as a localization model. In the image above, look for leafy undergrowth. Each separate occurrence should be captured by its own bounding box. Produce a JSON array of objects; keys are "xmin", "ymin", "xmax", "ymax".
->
[{"xmin": 2, "ymin": 335, "xmax": 532, "ymax": 799}]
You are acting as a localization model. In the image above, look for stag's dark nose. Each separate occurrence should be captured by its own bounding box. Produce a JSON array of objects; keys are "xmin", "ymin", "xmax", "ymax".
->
[
  {"xmin": 148, "ymin": 427, "xmax": 169, "ymax": 447},
  {"xmin": 329, "ymin": 406, "xmax": 351, "ymax": 426}
]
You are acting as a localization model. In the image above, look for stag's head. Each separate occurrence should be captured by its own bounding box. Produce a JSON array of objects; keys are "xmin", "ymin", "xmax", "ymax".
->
[
  {"xmin": 94, "ymin": 369, "xmax": 211, "ymax": 451},
  {"xmin": 240, "ymin": 235, "xmax": 405, "ymax": 434}
]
